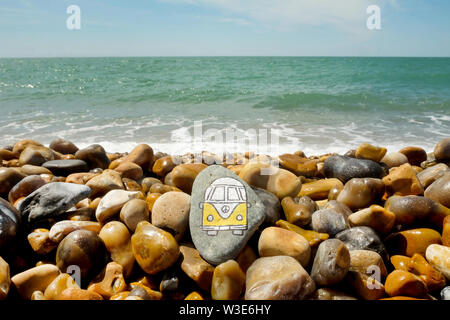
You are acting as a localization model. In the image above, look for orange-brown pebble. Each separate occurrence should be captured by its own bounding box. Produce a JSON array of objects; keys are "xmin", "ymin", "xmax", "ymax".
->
[
  {"xmin": 298, "ymin": 178, "xmax": 344, "ymax": 201},
  {"xmin": 88, "ymin": 262, "xmax": 127, "ymax": 299},
  {"xmin": 442, "ymin": 215, "xmax": 450, "ymax": 247},
  {"xmin": 382, "ymin": 163, "xmax": 424, "ymax": 197},
  {"xmin": 384, "ymin": 270, "xmax": 427, "ymax": 298},
  {"xmin": 145, "ymin": 192, "xmax": 161, "ymax": 212},
  {"xmin": 179, "ymin": 244, "xmax": 215, "ymax": 291},
  {"xmin": 185, "ymin": 291, "xmax": 204, "ymax": 300},
  {"xmin": 385, "ymin": 228, "xmax": 441, "ymax": 257},
  {"xmin": 59, "ymin": 287, "xmax": 103, "ymax": 300},
  {"xmin": 275, "ymin": 219, "xmax": 329, "ymax": 247}
]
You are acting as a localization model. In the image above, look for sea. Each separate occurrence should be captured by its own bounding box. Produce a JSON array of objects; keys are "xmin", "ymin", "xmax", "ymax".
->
[{"xmin": 0, "ymin": 57, "xmax": 449, "ymax": 156}]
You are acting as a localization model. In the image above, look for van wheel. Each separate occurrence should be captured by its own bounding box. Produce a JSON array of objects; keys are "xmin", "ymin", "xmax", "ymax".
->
[
  {"xmin": 232, "ymin": 230, "xmax": 243, "ymax": 236},
  {"xmin": 207, "ymin": 230, "xmax": 218, "ymax": 236}
]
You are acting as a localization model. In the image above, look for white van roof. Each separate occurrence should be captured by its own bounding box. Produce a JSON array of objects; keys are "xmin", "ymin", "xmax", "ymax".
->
[{"xmin": 209, "ymin": 177, "xmax": 244, "ymax": 187}]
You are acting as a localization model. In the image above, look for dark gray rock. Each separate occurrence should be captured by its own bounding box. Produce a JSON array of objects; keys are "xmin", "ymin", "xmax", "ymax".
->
[
  {"xmin": 311, "ymin": 208, "xmax": 349, "ymax": 236},
  {"xmin": 324, "ymin": 155, "xmax": 384, "ymax": 183},
  {"xmin": 253, "ymin": 187, "xmax": 281, "ymax": 226},
  {"xmin": 19, "ymin": 182, "xmax": 91, "ymax": 223},
  {"xmin": 75, "ymin": 144, "xmax": 110, "ymax": 169},
  {"xmin": 335, "ymin": 226, "xmax": 388, "ymax": 260},
  {"xmin": 42, "ymin": 159, "xmax": 89, "ymax": 176},
  {"xmin": 0, "ymin": 197, "xmax": 21, "ymax": 252},
  {"xmin": 190, "ymin": 165, "xmax": 265, "ymax": 265}
]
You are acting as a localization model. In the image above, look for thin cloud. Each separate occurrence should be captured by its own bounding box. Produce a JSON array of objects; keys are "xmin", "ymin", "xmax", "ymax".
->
[
  {"xmin": 161, "ymin": 0, "xmax": 397, "ymax": 33},
  {"xmin": 220, "ymin": 17, "xmax": 251, "ymax": 26}
]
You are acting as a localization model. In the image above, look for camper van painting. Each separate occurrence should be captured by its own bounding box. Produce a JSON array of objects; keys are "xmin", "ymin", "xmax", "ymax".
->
[{"xmin": 200, "ymin": 177, "xmax": 250, "ymax": 236}]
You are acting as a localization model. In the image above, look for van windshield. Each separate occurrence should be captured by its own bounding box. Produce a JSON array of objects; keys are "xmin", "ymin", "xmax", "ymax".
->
[
  {"xmin": 210, "ymin": 186, "xmax": 225, "ymax": 201},
  {"xmin": 227, "ymin": 187, "xmax": 240, "ymax": 201}
]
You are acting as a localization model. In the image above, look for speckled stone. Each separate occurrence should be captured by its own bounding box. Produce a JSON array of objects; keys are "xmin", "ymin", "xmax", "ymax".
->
[
  {"xmin": 335, "ymin": 226, "xmax": 388, "ymax": 260},
  {"xmin": 190, "ymin": 165, "xmax": 265, "ymax": 265},
  {"xmin": 323, "ymin": 155, "xmax": 384, "ymax": 183}
]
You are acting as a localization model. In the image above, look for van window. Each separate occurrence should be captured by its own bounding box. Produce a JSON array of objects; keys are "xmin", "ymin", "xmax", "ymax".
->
[
  {"xmin": 227, "ymin": 187, "xmax": 240, "ymax": 201},
  {"xmin": 238, "ymin": 187, "xmax": 246, "ymax": 201},
  {"xmin": 211, "ymin": 186, "xmax": 225, "ymax": 201}
]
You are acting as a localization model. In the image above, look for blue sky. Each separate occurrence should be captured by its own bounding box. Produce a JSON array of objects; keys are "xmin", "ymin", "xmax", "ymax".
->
[{"xmin": 1, "ymin": 0, "xmax": 449, "ymax": 57}]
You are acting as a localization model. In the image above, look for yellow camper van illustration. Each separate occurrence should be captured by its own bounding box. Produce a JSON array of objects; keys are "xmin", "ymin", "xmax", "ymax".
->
[{"xmin": 200, "ymin": 177, "xmax": 249, "ymax": 236}]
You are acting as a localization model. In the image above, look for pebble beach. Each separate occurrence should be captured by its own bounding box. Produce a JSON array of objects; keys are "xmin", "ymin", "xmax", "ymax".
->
[{"xmin": 1, "ymin": 137, "xmax": 450, "ymax": 301}]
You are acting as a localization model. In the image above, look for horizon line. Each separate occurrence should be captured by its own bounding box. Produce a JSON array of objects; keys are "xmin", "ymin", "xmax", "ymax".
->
[{"xmin": 1, "ymin": 55, "xmax": 450, "ymax": 59}]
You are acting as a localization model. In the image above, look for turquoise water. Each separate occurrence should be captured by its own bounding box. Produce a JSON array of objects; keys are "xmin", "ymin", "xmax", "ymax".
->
[{"xmin": 0, "ymin": 57, "xmax": 449, "ymax": 155}]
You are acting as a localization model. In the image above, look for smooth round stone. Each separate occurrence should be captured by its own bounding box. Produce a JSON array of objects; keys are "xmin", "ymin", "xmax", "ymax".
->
[
  {"xmin": 281, "ymin": 195, "xmax": 317, "ymax": 227},
  {"xmin": 258, "ymin": 227, "xmax": 311, "ymax": 267},
  {"xmin": 385, "ymin": 195, "xmax": 450, "ymax": 226},
  {"xmin": 151, "ymin": 191, "xmax": 191, "ymax": 240},
  {"xmin": 349, "ymin": 250, "xmax": 387, "ymax": 277},
  {"xmin": 298, "ymin": 178, "xmax": 344, "ymax": 201},
  {"xmin": 12, "ymin": 139, "xmax": 43, "ymax": 155},
  {"xmin": 211, "ymin": 260, "xmax": 245, "ymax": 300},
  {"xmin": 385, "ymin": 228, "xmax": 441, "ymax": 257},
  {"xmin": 19, "ymin": 182, "xmax": 91, "ymax": 223},
  {"xmin": 8, "ymin": 175, "xmax": 46, "ymax": 204},
  {"xmin": 384, "ymin": 270, "xmax": 427, "ymax": 298},
  {"xmin": 239, "ymin": 162, "xmax": 302, "ymax": 200},
  {"xmin": 99, "ymin": 222, "xmax": 135, "ymax": 278},
  {"xmin": 434, "ymin": 138, "xmax": 450, "ymax": 161},
  {"xmin": 407, "ymin": 253, "xmax": 446, "ymax": 292},
  {"xmin": 348, "ymin": 205, "xmax": 396, "ymax": 234},
  {"xmin": 355, "ymin": 143, "xmax": 387, "ymax": 162},
  {"xmin": 417, "ymin": 163, "xmax": 450, "ymax": 189},
  {"xmin": 75, "ymin": 144, "xmax": 111, "ymax": 170},
  {"xmin": 20, "ymin": 165, "xmax": 52, "ymax": 176},
  {"xmin": 190, "ymin": 165, "xmax": 266, "ymax": 265},
  {"xmin": 336, "ymin": 226, "xmax": 387, "ymax": 260},
  {"xmin": 11, "ymin": 264, "xmax": 60, "ymax": 299},
  {"xmin": 310, "ymin": 239, "xmax": 350, "ymax": 286},
  {"xmin": 56, "ymin": 230, "xmax": 107, "ymax": 281},
  {"xmin": 278, "ymin": 153, "xmax": 318, "ymax": 177},
  {"xmin": 441, "ymin": 286, "xmax": 450, "ymax": 300},
  {"xmin": 0, "ymin": 256, "xmax": 10, "ymax": 300},
  {"xmin": 311, "ymin": 208, "xmax": 349, "ymax": 237},
  {"xmin": 49, "ymin": 138, "xmax": 79, "ymax": 155},
  {"xmin": 0, "ymin": 167, "xmax": 25, "ymax": 195},
  {"xmin": 95, "ymin": 190, "xmax": 141, "ymax": 223},
  {"xmin": 426, "ymin": 244, "xmax": 450, "ymax": 280},
  {"xmin": 253, "ymin": 187, "xmax": 281, "ymax": 226},
  {"xmin": 424, "ymin": 173, "xmax": 450, "ymax": 208},
  {"xmin": 86, "ymin": 169, "xmax": 125, "ymax": 198},
  {"xmin": 42, "ymin": 159, "xmax": 89, "ymax": 177},
  {"xmin": 114, "ymin": 162, "xmax": 143, "ymax": 181},
  {"xmin": 0, "ymin": 148, "xmax": 16, "ymax": 161},
  {"xmin": 171, "ymin": 163, "xmax": 207, "ymax": 194},
  {"xmin": 245, "ymin": 256, "xmax": 315, "ymax": 300},
  {"xmin": 336, "ymin": 178, "xmax": 385, "ymax": 211},
  {"xmin": 382, "ymin": 163, "xmax": 424, "ymax": 196},
  {"xmin": 381, "ymin": 152, "xmax": 409, "ymax": 169},
  {"xmin": 324, "ymin": 200, "xmax": 352, "ymax": 217},
  {"xmin": 49, "ymin": 220, "xmax": 102, "ymax": 243},
  {"xmin": 119, "ymin": 199, "xmax": 149, "ymax": 232},
  {"xmin": 0, "ymin": 197, "xmax": 21, "ymax": 251},
  {"xmin": 19, "ymin": 146, "xmax": 54, "ymax": 166},
  {"xmin": 123, "ymin": 144, "xmax": 154, "ymax": 171},
  {"xmin": 152, "ymin": 155, "xmax": 177, "ymax": 177},
  {"xmin": 323, "ymin": 155, "xmax": 384, "ymax": 184},
  {"xmin": 131, "ymin": 221, "xmax": 179, "ymax": 275},
  {"xmin": 345, "ymin": 270, "xmax": 385, "ymax": 300},
  {"xmin": 399, "ymin": 146, "xmax": 428, "ymax": 166},
  {"xmin": 65, "ymin": 172, "xmax": 98, "ymax": 185}
]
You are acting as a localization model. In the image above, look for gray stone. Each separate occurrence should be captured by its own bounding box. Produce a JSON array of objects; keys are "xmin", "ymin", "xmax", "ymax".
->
[
  {"xmin": 311, "ymin": 208, "xmax": 349, "ymax": 236},
  {"xmin": 189, "ymin": 165, "xmax": 265, "ymax": 265},
  {"xmin": 324, "ymin": 155, "xmax": 384, "ymax": 183},
  {"xmin": 253, "ymin": 187, "xmax": 281, "ymax": 226},
  {"xmin": 441, "ymin": 286, "xmax": 450, "ymax": 300},
  {"xmin": 19, "ymin": 182, "xmax": 91, "ymax": 223},
  {"xmin": 0, "ymin": 198, "xmax": 21, "ymax": 252},
  {"xmin": 42, "ymin": 159, "xmax": 89, "ymax": 176},
  {"xmin": 335, "ymin": 226, "xmax": 388, "ymax": 260},
  {"xmin": 310, "ymin": 239, "xmax": 350, "ymax": 286}
]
